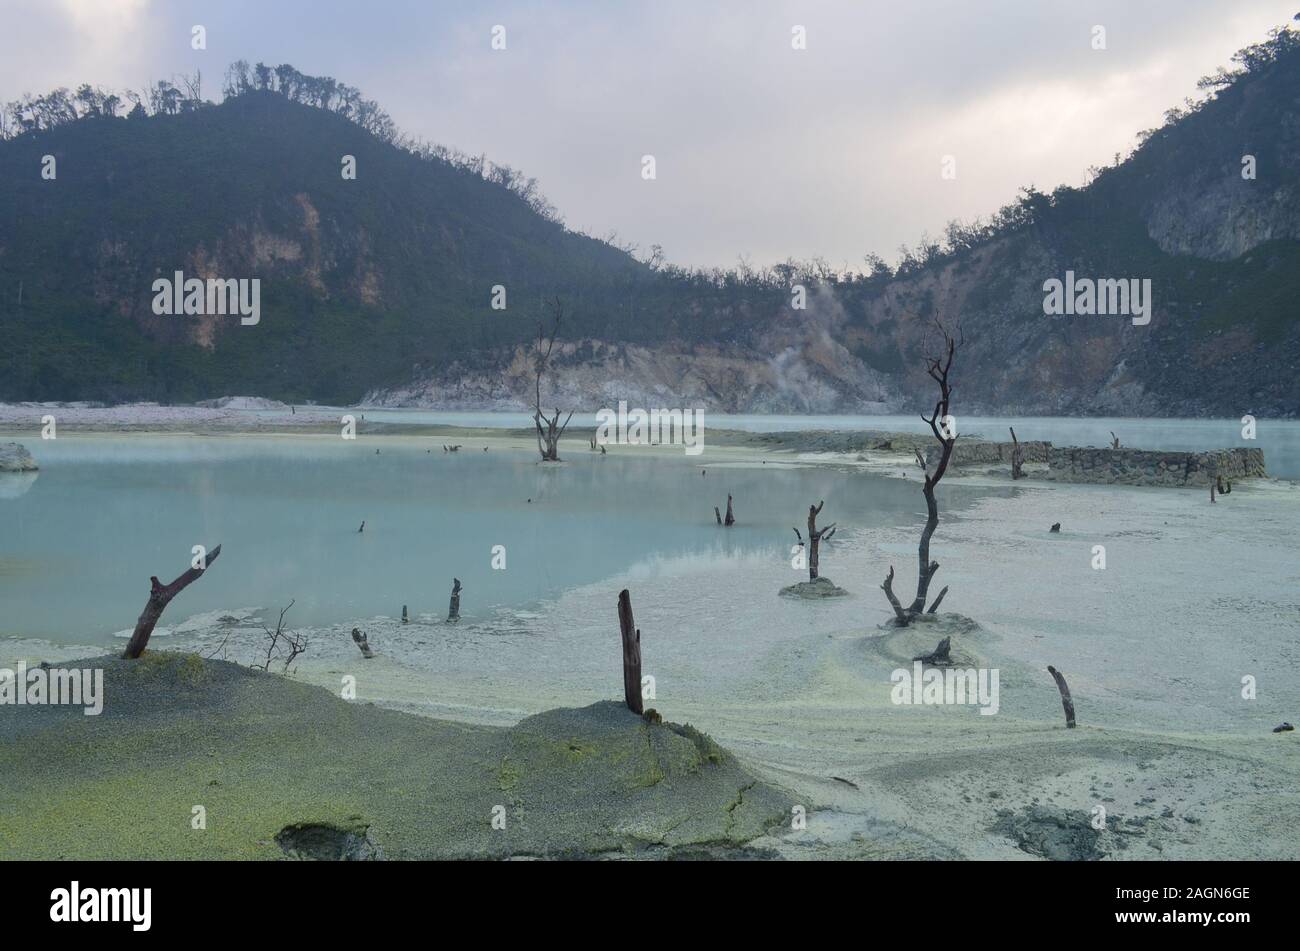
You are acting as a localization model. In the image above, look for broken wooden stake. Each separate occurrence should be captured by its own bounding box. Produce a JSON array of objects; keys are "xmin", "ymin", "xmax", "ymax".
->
[
  {"xmin": 1047, "ymin": 665, "xmax": 1076, "ymax": 728},
  {"xmin": 402, "ymin": 605, "xmax": 409, "ymax": 624},
  {"xmin": 1009, "ymin": 426, "xmax": 1025, "ymax": 480},
  {"xmin": 881, "ymin": 565, "xmax": 908, "ymax": 623},
  {"xmin": 447, "ymin": 578, "xmax": 462, "ymax": 621},
  {"xmin": 351, "ymin": 627, "xmax": 374, "ymax": 659},
  {"xmin": 122, "ymin": 544, "xmax": 222, "ymax": 659},
  {"xmin": 616, "ymin": 589, "xmax": 643, "ymax": 715},
  {"xmin": 715, "ymin": 506, "xmax": 722, "ymax": 525},
  {"xmin": 724, "ymin": 494, "xmax": 735, "ymax": 526},
  {"xmin": 926, "ymin": 585, "xmax": 949, "ymax": 613}
]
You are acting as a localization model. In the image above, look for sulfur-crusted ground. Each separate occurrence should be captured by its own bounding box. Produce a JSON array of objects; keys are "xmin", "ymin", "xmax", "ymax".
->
[{"xmin": 0, "ymin": 652, "xmax": 792, "ymax": 859}]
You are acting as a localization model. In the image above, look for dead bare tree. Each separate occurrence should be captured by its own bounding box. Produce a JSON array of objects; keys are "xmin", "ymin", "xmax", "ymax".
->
[
  {"xmin": 802, "ymin": 501, "xmax": 837, "ymax": 581},
  {"xmin": 616, "ymin": 589, "xmax": 643, "ymax": 715},
  {"xmin": 1009, "ymin": 426, "xmax": 1025, "ymax": 480},
  {"xmin": 882, "ymin": 324, "xmax": 959, "ymax": 625},
  {"xmin": 1109, "ymin": 431, "xmax": 1121, "ymax": 449},
  {"xmin": 533, "ymin": 297, "xmax": 575, "ymax": 462},
  {"xmin": 122, "ymin": 544, "xmax": 222, "ymax": 658},
  {"xmin": 253, "ymin": 600, "xmax": 307, "ymax": 673}
]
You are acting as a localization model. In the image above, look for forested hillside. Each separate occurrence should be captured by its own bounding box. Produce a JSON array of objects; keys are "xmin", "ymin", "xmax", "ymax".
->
[{"xmin": 2, "ymin": 26, "xmax": 1297, "ymax": 415}]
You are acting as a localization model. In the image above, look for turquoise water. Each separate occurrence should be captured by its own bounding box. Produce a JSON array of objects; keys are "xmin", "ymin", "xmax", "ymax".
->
[
  {"xmin": 270, "ymin": 409, "xmax": 1299, "ymax": 479},
  {"xmin": 0, "ymin": 435, "xmax": 990, "ymax": 644}
]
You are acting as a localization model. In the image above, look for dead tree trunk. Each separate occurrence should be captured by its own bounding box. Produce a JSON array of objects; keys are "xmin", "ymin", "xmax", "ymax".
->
[
  {"xmin": 1009, "ymin": 426, "xmax": 1025, "ymax": 480},
  {"xmin": 882, "ymin": 324, "xmax": 959, "ymax": 626},
  {"xmin": 805, "ymin": 501, "xmax": 836, "ymax": 581},
  {"xmin": 1047, "ymin": 665, "xmax": 1076, "ymax": 728},
  {"xmin": 533, "ymin": 297, "xmax": 575, "ymax": 462},
  {"xmin": 351, "ymin": 627, "xmax": 374, "ymax": 659},
  {"xmin": 1110, "ymin": 431, "xmax": 1120, "ymax": 449},
  {"xmin": 724, "ymin": 494, "xmax": 735, "ymax": 526},
  {"xmin": 447, "ymin": 578, "xmax": 462, "ymax": 621},
  {"xmin": 617, "ymin": 589, "xmax": 643, "ymax": 715},
  {"xmin": 122, "ymin": 544, "xmax": 222, "ymax": 659}
]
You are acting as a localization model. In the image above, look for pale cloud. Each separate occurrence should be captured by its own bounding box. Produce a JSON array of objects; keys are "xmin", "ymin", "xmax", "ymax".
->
[{"xmin": 1, "ymin": 0, "xmax": 1294, "ymax": 270}]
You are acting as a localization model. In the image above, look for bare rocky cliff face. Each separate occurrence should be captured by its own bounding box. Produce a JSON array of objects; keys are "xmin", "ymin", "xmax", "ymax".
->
[{"xmin": 365, "ymin": 324, "xmax": 901, "ymax": 414}]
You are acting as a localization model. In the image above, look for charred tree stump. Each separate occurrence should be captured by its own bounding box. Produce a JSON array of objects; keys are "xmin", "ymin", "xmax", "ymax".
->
[
  {"xmin": 805, "ymin": 501, "xmax": 836, "ymax": 581},
  {"xmin": 913, "ymin": 636, "xmax": 951, "ymax": 665},
  {"xmin": 351, "ymin": 627, "xmax": 374, "ymax": 659},
  {"xmin": 715, "ymin": 506, "xmax": 722, "ymax": 525},
  {"xmin": 724, "ymin": 494, "xmax": 735, "ymax": 526},
  {"xmin": 122, "ymin": 544, "xmax": 222, "ymax": 659},
  {"xmin": 447, "ymin": 578, "xmax": 462, "ymax": 622},
  {"xmin": 1009, "ymin": 426, "xmax": 1025, "ymax": 480},
  {"xmin": 1047, "ymin": 665, "xmax": 1076, "ymax": 728},
  {"xmin": 617, "ymin": 589, "xmax": 643, "ymax": 715},
  {"xmin": 402, "ymin": 605, "xmax": 409, "ymax": 624}
]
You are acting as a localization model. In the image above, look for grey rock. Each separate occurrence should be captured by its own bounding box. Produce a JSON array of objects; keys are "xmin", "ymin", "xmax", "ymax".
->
[{"xmin": 0, "ymin": 442, "xmax": 38, "ymax": 472}]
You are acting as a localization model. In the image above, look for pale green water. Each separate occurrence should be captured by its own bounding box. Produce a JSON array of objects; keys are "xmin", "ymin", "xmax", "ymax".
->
[
  {"xmin": 0, "ymin": 434, "xmax": 993, "ymax": 644},
  {"xmin": 307, "ymin": 411, "xmax": 1300, "ymax": 478}
]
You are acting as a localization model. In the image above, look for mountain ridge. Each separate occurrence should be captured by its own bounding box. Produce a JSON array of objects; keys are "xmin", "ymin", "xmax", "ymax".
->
[{"xmin": 2, "ymin": 28, "xmax": 1298, "ymax": 416}]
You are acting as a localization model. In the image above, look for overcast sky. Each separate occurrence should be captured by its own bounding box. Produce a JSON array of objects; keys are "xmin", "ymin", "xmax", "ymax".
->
[{"xmin": 3, "ymin": 0, "xmax": 1296, "ymax": 270}]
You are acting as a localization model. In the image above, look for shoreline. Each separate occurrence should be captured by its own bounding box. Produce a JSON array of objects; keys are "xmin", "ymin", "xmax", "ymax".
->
[{"xmin": 3, "ymin": 423, "xmax": 1298, "ymax": 859}]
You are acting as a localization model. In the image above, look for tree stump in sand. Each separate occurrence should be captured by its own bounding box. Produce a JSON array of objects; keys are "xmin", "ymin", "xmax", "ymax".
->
[
  {"xmin": 447, "ymin": 578, "xmax": 462, "ymax": 622},
  {"xmin": 913, "ymin": 636, "xmax": 952, "ymax": 665},
  {"xmin": 351, "ymin": 627, "xmax": 374, "ymax": 659},
  {"xmin": 617, "ymin": 589, "xmax": 643, "ymax": 715},
  {"xmin": 1047, "ymin": 665, "xmax": 1076, "ymax": 728}
]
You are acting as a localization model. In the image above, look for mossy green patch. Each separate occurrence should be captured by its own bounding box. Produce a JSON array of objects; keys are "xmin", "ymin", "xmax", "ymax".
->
[{"xmin": 1, "ymin": 656, "xmax": 793, "ymax": 859}]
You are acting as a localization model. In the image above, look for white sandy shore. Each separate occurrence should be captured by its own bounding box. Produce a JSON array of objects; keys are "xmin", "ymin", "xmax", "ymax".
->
[{"xmin": 4, "ymin": 428, "xmax": 1298, "ymax": 859}]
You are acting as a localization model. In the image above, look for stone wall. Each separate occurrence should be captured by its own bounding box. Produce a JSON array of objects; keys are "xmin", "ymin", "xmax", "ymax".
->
[
  {"xmin": 1046, "ymin": 447, "xmax": 1266, "ymax": 486},
  {"xmin": 942, "ymin": 439, "xmax": 1053, "ymax": 465}
]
